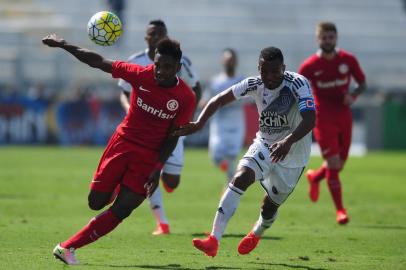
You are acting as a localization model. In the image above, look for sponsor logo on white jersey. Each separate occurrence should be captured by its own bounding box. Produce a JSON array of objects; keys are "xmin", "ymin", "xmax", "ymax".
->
[
  {"xmin": 259, "ymin": 111, "xmax": 289, "ymax": 134},
  {"xmin": 137, "ymin": 97, "xmax": 176, "ymax": 119}
]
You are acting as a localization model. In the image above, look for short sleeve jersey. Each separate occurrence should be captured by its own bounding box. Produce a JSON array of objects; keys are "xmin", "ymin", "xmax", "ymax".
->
[
  {"xmin": 112, "ymin": 61, "xmax": 196, "ymax": 151},
  {"xmin": 232, "ymin": 71, "xmax": 315, "ymax": 168},
  {"xmin": 298, "ymin": 49, "xmax": 365, "ymax": 112},
  {"xmin": 118, "ymin": 49, "xmax": 199, "ymax": 92}
]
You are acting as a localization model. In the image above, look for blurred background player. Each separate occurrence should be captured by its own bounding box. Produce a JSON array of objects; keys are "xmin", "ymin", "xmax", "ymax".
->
[
  {"xmin": 117, "ymin": 19, "xmax": 202, "ymax": 235},
  {"xmin": 174, "ymin": 47, "xmax": 315, "ymax": 257},
  {"xmin": 42, "ymin": 34, "xmax": 196, "ymax": 264},
  {"xmin": 201, "ymin": 48, "xmax": 245, "ymax": 182},
  {"xmin": 298, "ymin": 22, "xmax": 367, "ymax": 225}
]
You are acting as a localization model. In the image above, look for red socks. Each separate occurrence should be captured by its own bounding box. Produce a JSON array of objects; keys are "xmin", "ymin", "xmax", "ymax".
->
[
  {"xmin": 326, "ymin": 168, "xmax": 344, "ymax": 211},
  {"xmin": 61, "ymin": 209, "xmax": 121, "ymax": 249}
]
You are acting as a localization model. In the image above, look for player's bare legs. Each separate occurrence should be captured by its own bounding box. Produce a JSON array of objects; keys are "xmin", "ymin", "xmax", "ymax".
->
[
  {"xmin": 238, "ymin": 195, "xmax": 279, "ymax": 255},
  {"xmin": 54, "ymin": 186, "xmax": 145, "ymax": 264},
  {"xmin": 325, "ymin": 154, "xmax": 348, "ymax": 224},
  {"xmin": 148, "ymin": 173, "xmax": 179, "ymax": 235},
  {"xmin": 192, "ymin": 166, "xmax": 255, "ymax": 257}
]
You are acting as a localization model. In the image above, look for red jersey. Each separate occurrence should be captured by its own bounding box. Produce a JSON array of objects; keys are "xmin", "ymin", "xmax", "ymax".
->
[
  {"xmin": 112, "ymin": 61, "xmax": 196, "ymax": 151},
  {"xmin": 298, "ymin": 49, "xmax": 365, "ymax": 112}
]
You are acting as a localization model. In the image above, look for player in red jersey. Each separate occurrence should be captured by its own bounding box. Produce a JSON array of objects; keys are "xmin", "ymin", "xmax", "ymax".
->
[
  {"xmin": 42, "ymin": 34, "xmax": 196, "ymax": 265},
  {"xmin": 298, "ymin": 22, "xmax": 367, "ymax": 224}
]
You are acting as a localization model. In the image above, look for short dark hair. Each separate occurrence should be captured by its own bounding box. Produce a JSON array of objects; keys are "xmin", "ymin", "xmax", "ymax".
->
[
  {"xmin": 317, "ymin": 21, "xmax": 337, "ymax": 35},
  {"xmin": 260, "ymin": 47, "xmax": 284, "ymax": 63},
  {"xmin": 223, "ymin": 48, "xmax": 237, "ymax": 58},
  {"xmin": 149, "ymin": 19, "xmax": 167, "ymax": 29},
  {"xmin": 156, "ymin": 38, "xmax": 182, "ymax": 62}
]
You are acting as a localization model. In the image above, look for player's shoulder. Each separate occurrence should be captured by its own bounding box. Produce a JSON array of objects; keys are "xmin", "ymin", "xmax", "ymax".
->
[
  {"xmin": 301, "ymin": 53, "xmax": 319, "ymax": 66},
  {"xmin": 284, "ymin": 71, "xmax": 308, "ymax": 83},
  {"xmin": 177, "ymin": 79, "xmax": 195, "ymax": 98},
  {"xmin": 235, "ymin": 76, "xmax": 263, "ymax": 96},
  {"xmin": 127, "ymin": 50, "xmax": 148, "ymax": 62},
  {"xmin": 337, "ymin": 49, "xmax": 355, "ymax": 58},
  {"xmin": 284, "ymin": 71, "xmax": 311, "ymax": 96},
  {"xmin": 337, "ymin": 49, "xmax": 359, "ymax": 62}
]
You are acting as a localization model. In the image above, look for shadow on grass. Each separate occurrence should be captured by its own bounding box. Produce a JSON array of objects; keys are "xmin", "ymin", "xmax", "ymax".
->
[
  {"xmin": 84, "ymin": 263, "xmax": 242, "ymax": 269},
  {"xmin": 358, "ymin": 225, "xmax": 406, "ymax": 230},
  {"xmin": 191, "ymin": 233, "xmax": 282, "ymax": 241},
  {"xmin": 252, "ymin": 262, "xmax": 328, "ymax": 270}
]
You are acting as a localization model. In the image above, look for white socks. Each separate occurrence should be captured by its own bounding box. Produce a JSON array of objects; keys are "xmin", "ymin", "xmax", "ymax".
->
[
  {"xmin": 211, "ymin": 184, "xmax": 244, "ymax": 241},
  {"xmin": 252, "ymin": 211, "xmax": 278, "ymax": 237},
  {"xmin": 148, "ymin": 186, "xmax": 168, "ymax": 225}
]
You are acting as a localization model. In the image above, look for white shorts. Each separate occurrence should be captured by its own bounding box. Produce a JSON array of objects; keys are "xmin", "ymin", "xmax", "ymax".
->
[
  {"xmin": 162, "ymin": 137, "xmax": 184, "ymax": 175},
  {"xmin": 238, "ymin": 138, "xmax": 304, "ymax": 206},
  {"xmin": 209, "ymin": 129, "xmax": 244, "ymax": 164}
]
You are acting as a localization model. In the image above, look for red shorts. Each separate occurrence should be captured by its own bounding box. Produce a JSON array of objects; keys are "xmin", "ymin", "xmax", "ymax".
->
[
  {"xmin": 90, "ymin": 132, "xmax": 159, "ymax": 197},
  {"xmin": 313, "ymin": 110, "xmax": 352, "ymax": 160}
]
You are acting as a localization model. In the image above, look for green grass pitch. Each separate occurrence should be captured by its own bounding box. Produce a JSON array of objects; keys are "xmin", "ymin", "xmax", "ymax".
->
[{"xmin": 0, "ymin": 147, "xmax": 405, "ymax": 269}]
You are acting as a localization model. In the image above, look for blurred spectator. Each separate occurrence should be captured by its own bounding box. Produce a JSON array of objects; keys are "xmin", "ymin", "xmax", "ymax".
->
[
  {"xmin": 107, "ymin": 0, "xmax": 125, "ymax": 24},
  {"xmin": 201, "ymin": 48, "xmax": 245, "ymax": 182},
  {"xmin": 55, "ymin": 85, "xmax": 96, "ymax": 145}
]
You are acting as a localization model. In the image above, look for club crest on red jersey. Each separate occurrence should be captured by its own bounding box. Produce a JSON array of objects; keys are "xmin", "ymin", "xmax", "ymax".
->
[
  {"xmin": 167, "ymin": 99, "xmax": 179, "ymax": 111},
  {"xmin": 339, "ymin": 63, "xmax": 349, "ymax": 74}
]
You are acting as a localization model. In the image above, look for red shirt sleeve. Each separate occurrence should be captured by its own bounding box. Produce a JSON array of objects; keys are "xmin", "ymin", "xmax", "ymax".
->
[
  {"xmin": 174, "ymin": 89, "xmax": 196, "ymax": 127},
  {"xmin": 348, "ymin": 55, "xmax": 366, "ymax": 84},
  {"xmin": 298, "ymin": 60, "xmax": 313, "ymax": 81},
  {"xmin": 111, "ymin": 60, "xmax": 145, "ymax": 84}
]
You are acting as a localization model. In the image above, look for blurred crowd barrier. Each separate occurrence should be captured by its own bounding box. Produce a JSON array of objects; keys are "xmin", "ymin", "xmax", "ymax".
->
[
  {"xmin": 0, "ymin": 84, "xmax": 125, "ymax": 145},
  {"xmin": 1, "ymin": 83, "xmax": 406, "ymax": 150}
]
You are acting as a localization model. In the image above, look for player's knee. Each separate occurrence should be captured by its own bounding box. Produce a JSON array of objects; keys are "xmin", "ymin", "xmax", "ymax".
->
[
  {"xmin": 88, "ymin": 198, "xmax": 107, "ymax": 211},
  {"xmin": 231, "ymin": 168, "xmax": 255, "ymax": 191},
  {"xmin": 326, "ymin": 155, "xmax": 342, "ymax": 169},
  {"xmin": 87, "ymin": 193, "xmax": 109, "ymax": 211},
  {"xmin": 162, "ymin": 174, "xmax": 180, "ymax": 189},
  {"xmin": 111, "ymin": 203, "xmax": 135, "ymax": 220}
]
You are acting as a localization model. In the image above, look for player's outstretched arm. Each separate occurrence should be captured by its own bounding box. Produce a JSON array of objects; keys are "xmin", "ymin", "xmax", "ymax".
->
[
  {"xmin": 42, "ymin": 33, "xmax": 113, "ymax": 73},
  {"xmin": 270, "ymin": 110, "xmax": 316, "ymax": 163},
  {"xmin": 172, "ymin": 89, "xmax": 236, "ymax": 136}
]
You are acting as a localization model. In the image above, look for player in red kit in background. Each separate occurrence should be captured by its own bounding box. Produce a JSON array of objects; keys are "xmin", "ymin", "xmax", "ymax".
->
[
  {"xmin": 42, "ymin": 34, "xmax": 196, "ymax": 264},
  {"xmin": 298, "ymin": 22, "xmax": 366, "ymax": 225}
]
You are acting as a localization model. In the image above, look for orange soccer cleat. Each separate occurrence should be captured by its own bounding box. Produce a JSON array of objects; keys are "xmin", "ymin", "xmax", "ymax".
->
[
  {"xmin": 306, "ymin": 170, "xmax": 320, "ymax": 202},
  {"xmin": 192, "ymin": 234, "xmax": 218, "ymax": 257},
  {"xmin": 238, "ymin": 231, "xmax": 261, "ymax": 255},
  {"xmin": 162, "ymin": 182, "xmax": 174, "ymax": 193},
  {"xmin": 336, "ymin": 209, "xmax": 349, "ymax": 225},
  {"xmin": 219, "ymin": 159, "xmax": 229, "ymax": 173},
  {"xmin": 152, "ymin": 223, "xmax": 170, "ymax": 235}
]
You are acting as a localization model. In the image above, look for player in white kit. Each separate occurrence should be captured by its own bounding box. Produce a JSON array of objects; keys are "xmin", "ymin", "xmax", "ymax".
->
[
  {"xmin": 174, "ymin": 47, "xmax": 316, "ymax": 256},
  {"xmin": 118, "ymin": 20, "xmax": 201, "ymax": 235},
  {"xmin": 203, "ymin": 48, "xmax": 245, "ymax": 181}
]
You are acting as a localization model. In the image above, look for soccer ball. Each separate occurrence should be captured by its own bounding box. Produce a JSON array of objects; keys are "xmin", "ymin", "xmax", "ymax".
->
[{"xmin": 87, "ymin": 11, "xmax": 122, "ymax": 46}]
